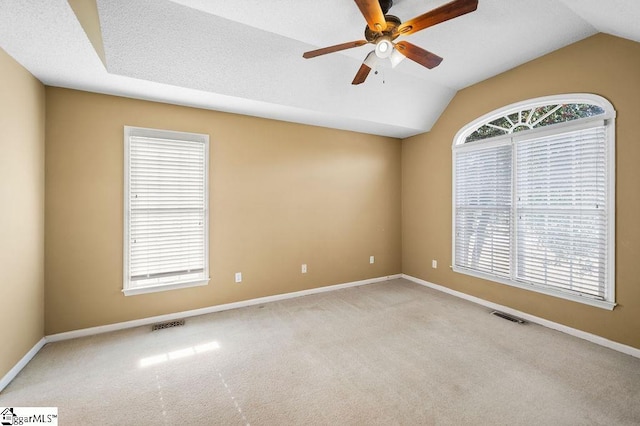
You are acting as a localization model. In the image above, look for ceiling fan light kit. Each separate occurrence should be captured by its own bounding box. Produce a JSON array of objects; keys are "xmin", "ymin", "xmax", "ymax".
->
[
  {"xmin": 303, "ymin": 0, "xmax": 479, "ymax": 85},
  {"xmin": 389, "ymin": 48, "xmax": 406, "ymax": 68},
  {"xmin": 375, "ymin": 38, "xmax": 393, "ymax": 58},
  {"xmin": 363, "ymin": 51, "xmax": 378, "ymax": 68}
]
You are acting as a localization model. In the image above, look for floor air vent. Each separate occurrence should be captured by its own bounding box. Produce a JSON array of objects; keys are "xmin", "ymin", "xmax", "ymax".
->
[
  {"xmin": 152, "ymin": 319, "xmax": 185, "ymax": 331},
  {"xmin": 491, "ymin": 311, "xmax": 525, "ymax": 324}
]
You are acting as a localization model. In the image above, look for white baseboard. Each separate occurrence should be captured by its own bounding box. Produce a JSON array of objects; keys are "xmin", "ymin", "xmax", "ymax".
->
[
  {"xmin": 46, "ymin": 274, "xmax": 402, "ymax": 343},
  {"xmin": 0, "ymin": 337, "xmax": 46, "ymax": 393},
  {"xmin": 401, "ymin": 274, "xmax": 640, "ymax": 359}
]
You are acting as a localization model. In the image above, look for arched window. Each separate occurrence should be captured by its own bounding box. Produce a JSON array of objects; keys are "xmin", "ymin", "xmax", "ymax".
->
[{"xmin": 452, "ymin": 94, "xmax": 615, "ymax": 309}]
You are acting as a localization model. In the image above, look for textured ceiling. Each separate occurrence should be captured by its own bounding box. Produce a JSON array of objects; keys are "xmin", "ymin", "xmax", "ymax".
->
[{"xmin": 0, "ymin": 0, "xmax": 639, "ymax": 138}]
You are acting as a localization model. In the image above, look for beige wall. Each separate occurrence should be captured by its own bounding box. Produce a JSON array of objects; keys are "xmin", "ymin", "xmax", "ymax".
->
[
  {"xmin": 402, "ymin": 34, "xmax": 640, "ymax": 349},
  {"xmin": 45, "ymin": 88, "xmax": 402, "ymax": 334},
  {"xmin": 0, "ymin": 49, "xmax": 45, "ymax": 378}
]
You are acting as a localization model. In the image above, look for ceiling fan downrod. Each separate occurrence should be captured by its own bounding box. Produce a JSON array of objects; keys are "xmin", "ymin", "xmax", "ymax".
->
[{"xmin": 379, "ymin": 0, "xmax": 393, "ymax": 15}]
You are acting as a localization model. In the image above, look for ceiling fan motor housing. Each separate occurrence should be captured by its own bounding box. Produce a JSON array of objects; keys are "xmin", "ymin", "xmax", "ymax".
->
[{"xmin": 364, "ymin": 15, "xmax": 402, "ymax": 42}]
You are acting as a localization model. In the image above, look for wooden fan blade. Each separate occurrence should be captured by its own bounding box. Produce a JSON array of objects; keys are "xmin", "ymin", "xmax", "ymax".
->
[
  {"xmin": 354, "ymin": 0, "xmax": 388, "ymax": 32},
  {"xmin": 352, "ymin": 63, "xmax": 372, "ymax": 85},
  {"xmin": 395, "ymin": 41, "xmax": 443, "ymax": 69},
  {"xmin": 397, "ymin": 0, "xmax": 478, "ymax": 36},
  {"xmin": 303, "ymin": 40, "xmax": 368, "ymax": 59}
]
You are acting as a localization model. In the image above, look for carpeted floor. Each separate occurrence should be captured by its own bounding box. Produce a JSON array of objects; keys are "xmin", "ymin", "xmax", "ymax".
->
[{"xmin": 1, "ymin": 279, "xmax": 639, "ymax": 425}]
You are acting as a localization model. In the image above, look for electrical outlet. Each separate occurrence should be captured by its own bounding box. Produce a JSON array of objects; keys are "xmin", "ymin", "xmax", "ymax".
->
[
  {"xmin": 432, "ymin": 260, "xmax": 438, "ymax": 269},
  {"xmin": 301, "ymin": 264, "xmax": 307, "ymax": 273},
  {"xmin": 370, "ymin": 256, "xmax": 375, "ymax": 264},
  {"xmin": 235, "ymin": 272, "xmax": 242, "ymax": 283}
]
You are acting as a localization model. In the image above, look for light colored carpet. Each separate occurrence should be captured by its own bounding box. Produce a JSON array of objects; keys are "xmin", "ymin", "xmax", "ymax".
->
[{"xmin": 2, "ymin": 279, "xmax": 639, "ymax": 425}]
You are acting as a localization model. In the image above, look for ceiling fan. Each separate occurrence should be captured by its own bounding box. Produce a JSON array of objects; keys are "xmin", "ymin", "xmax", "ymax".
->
[{"xmin": 303, "ymin": 0, "xmax": 479, "ymax": 85}]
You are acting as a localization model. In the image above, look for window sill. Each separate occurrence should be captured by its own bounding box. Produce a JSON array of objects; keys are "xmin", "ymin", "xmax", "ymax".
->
[
  {"xmin": 123, "ymin": 278, "xmax": 210, "ymax": 296},
  {"xmin": 452, "ymin": 267, "xmax": 616, "ymax": 311}
]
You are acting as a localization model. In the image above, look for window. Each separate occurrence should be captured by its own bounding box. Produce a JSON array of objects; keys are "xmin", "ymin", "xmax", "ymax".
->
[
  {"xmin": 452, "ymin": 94, "xmax": 615, "ymax": 309},
  {"xmin": 124, "ymin": 126, "xmax": 209, "ymax": 296}
]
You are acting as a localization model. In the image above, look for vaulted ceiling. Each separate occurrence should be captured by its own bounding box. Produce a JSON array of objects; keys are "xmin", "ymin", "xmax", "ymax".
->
[{"xmin": 1, "ymin": 0, "xmax": 639, "ymax": 138}]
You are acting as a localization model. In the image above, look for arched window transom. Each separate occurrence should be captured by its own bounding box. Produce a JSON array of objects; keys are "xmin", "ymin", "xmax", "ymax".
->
[{"xmin": 459, "ymin": 95, "xmax": 611, "ymax": 144}]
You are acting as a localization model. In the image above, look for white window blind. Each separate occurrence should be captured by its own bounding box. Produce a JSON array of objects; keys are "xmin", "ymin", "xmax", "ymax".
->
[
  {"xmin": 455, "ymin": 144, "xmax": 512, "ymax": 278},
  {"xmin": 515, "ymin": 126, "xmax": 607, "ymax": 299},
  {"xmin": 124, "ymin": 127, "xmax": 209, "ymax": 295},
  {"xmin": 452, "ymin": 95, "xmax": 615, "ymax": 310}
]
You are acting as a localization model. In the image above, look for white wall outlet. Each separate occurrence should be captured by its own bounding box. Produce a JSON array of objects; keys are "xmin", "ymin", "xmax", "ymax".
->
[
  {"xmin": 432, "ymin": 260, "xmax": 438, "ymax": 269},
  {"xmin": 235, "ymin": 272, "xmax": 242, "ymax": 283},
  {"xmin": 370, "ymin": 256, "xmax": 375, "ymax": 264},
  {"xmin": 301, "ymin": 264, "xmax": 307, "ymax": 274}
]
